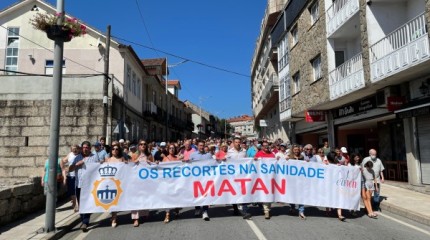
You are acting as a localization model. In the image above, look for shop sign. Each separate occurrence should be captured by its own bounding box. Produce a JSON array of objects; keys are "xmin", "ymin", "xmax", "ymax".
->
[
  {"xmin": 387, "ymin": 96, "xmax": 406, "ymax": 112},
  {"xmin": 334, "ymin": 96, "xmax": 377, "ymax": 119},
  {"xmin": 305, "ymin": 110, "xmax": 326, "ymax": 122}
]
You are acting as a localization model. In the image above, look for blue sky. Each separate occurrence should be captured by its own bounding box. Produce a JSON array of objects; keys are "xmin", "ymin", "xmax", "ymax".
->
[{"xmin": 1, "ymin": 0, "xmax": 267, "ymax": 119}]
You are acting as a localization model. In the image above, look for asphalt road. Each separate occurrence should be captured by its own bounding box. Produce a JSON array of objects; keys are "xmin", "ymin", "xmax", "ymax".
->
[{"xmin": 61, "ymin": 204, "xmax": 430, "ymax": 240}]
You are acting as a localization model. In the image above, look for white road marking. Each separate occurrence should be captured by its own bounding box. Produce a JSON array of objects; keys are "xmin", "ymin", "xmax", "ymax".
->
[
  {"xmin": 379, "ymin": 212, "xmax": 430, "ymax": 236},
  {"xmin": 245, "ymin": 220, "xmax": 268, "ymax": 240}
]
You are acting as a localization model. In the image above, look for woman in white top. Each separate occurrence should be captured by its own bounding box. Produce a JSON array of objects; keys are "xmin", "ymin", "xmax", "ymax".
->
[
  {"xmin": 60, "ymin": 144, "xmax": 80, "ymax": 212},
  {"xmin": 315, "ymin": 148, "xmax": 327, "ymax": 164}
]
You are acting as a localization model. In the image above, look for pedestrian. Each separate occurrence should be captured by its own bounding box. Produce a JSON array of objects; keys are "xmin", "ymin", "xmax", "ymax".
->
[
  {"xmin": 130, "ymin": 140, "xmax": 152, "ymax": 227},
  {"xmin": 69, "ymin": 141, "xmax": 101, "ymax": 232},
  {"xmin": 289, "ymin": 144, "xmax": 306, "ymax": 220},
  {"xmin": 362, "ymin": 161, "xmax": 378, "ymax": 218},
  {"xmin": 60, "ymin": 144, "xmax": 80, "ymax": 212},
  {"xmin": 302, "ymin": 144, "xmax": 318, "ymax": 162},
  {"xmin": 315, "ymin": 148, "xmax": 327, "ymax": 164},
  {"xmin": 154, "ymin": 142, "xmax": 167, "ymax": 162},
  {"xmin": 275, "ymin": 143, "xmax": 288, "ymax": 160},
  {"xmin": 246, "ymin": 139, "xmax": 259, "ymax": 158},
  {"xmin": 326, "ymin": 151, "xmax": 346, "ymax": 221},
  {"xmin": 361, "ymin": 149, "xmax": 385, "ymax": 211},
  {"xmin": 254, "ymin": 140, "xmax": 275, "ymax": 219},
  {"xmin": 189, "ymin": 140, "xmax": 213, "ymax": 221},
  {"xmin": 162, "ymin": 144, "xmax": 181, "ymax": 223},
  {"xmin": 340, "ymin": 147, "xmax": 350, "ymax": 165},
  {"xmin": 104, "ymin": 144, "xmax": 126, "ymax": 227},
  {"xmin": 226, "ymin": 137, "xmax": 252, "ymax": 219},
  {"xmin": 92, "ymin": 142, "xmax": 108, "ymax": 162},
  {"xmin": 215, "ymin": 143, "xmax": 228, "ymax": 160},
  {"xmin": 322, "ymin": 140, "xmax": 331, "ymax": 156},
  {"xmin": 350, "ymin": 153, "xmax": 362, "ymax": 217},
  {"xmin": 178, "ymin": 140, "xmax": 195, "ymax": 161}
]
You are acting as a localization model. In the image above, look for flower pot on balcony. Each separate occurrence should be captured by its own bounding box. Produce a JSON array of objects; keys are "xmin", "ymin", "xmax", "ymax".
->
[{"xmin": 46, "ymin": 25, "xmax": 72, "ymax": 42}]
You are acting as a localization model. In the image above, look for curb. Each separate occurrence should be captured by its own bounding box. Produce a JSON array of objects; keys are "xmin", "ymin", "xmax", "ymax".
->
[
  {"xmin": 41, "ymin": 213, "xmax": 81, "ymax": 240},
  {"xmin": 380, "ymin": 201, "xmax": 430, "ymax": 227}
]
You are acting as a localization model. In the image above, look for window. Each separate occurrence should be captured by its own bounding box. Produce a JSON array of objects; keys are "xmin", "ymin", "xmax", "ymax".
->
[
  {"xmin": 291, "ymin": 25, "xmax": 298, "ymax": 47},
  {"xmin": 132, "ymin": 72, "xmax": 136, "ymax": 96},
  {"xmin": 311, "ymin": 55, "xmax": 322, "ymax": 81},
  {"xmin": 45, "ymin": 60, "xmax": 66, "ymax": 75},
  {"xmin": 309, "ymin": 1, "xmax": 319, "ymax": 25},
  {"xmin": 136, "ymin": 77, "xmax": 141, "ymax": 99},
  {"xmin": 278, "ymin": 35, "xmax": 289, "ymax": 70},
  {"xmin": 293, "ymin": 72, "xmax": 300, "ymax": 94},
  {"xmin": 126, "ymin": 65, "xmax": 131, "ymax": 90},
  {"xmin": 5, "ymin": 27, "xmax": 20, "ymax": 74}
]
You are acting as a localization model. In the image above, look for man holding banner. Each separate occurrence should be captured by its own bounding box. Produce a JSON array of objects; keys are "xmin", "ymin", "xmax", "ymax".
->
[
  {"xmin": 189, "ymin": 140, "xmax": 213, "ymax": 221},
  {"xmin": 226, "ymin": 137, "xmax": 252, "ymax": 220},
  {"xmin": 69, "ymin": 141, "xmax": 100, "ymax": 232},
  {"xmin": 254, "ymin": 140, "xmax": 275, "ymax": 219}
]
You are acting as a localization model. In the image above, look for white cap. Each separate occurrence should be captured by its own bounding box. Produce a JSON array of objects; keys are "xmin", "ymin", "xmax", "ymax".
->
[
  {"xmin": 341, "ymin": 147, "xmax": 348, "ymax": 153},
  {"xmin": 160, "ymin": 142, "xmax": 166, "ymax": 147},
  {"xmin": 119, "ymin": 139, "xmax": 125, "ymax": 143}
]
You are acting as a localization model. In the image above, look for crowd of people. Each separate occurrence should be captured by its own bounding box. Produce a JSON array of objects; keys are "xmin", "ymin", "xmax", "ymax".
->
[{"xmin": 46, "ymin": 137, "xmax": 385, "ymax": 232}]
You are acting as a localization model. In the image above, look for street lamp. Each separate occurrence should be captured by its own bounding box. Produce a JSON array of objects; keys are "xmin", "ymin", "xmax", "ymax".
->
[{"xmin": 165, "ymin": 58, "xmax": 188, "ymax": 141}]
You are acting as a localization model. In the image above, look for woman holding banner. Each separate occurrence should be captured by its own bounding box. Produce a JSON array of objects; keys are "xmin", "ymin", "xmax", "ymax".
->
[
  {"xmin": 326, "ymin": 151, "xmax": 346, "ymax": 221},
  {"xmin": 130, "ymin": 140, "xmax": 152, "ymax": 227},
  {"xmin": 105, "ymin": 145, "xmax": 126, "ymax": 227},
  {"xmin": 162, "ymin": 144, "xmax": 181, "ymax": 223}
]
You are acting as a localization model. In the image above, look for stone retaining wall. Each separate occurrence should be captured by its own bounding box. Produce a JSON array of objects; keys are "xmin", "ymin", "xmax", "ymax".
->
[{"xmin": 0, "ymin": 99, "xmax": 104, "ymax": 180}]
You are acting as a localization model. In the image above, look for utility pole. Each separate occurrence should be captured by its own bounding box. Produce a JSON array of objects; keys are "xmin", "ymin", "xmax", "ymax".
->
[
  {"xmin": 102, "ymin": 25, "xmax": 111, "ymax": 141},
  {"xmin": 45, "ymin": 0, "xmax": 65, "ymax": 232}
]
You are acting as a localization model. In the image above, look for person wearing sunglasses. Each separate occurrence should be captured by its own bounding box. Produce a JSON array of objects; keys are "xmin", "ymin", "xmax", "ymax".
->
[
  {"xmin": 130, "ymin": 140, "xmax": 152, "ymax": 227},
  {"xmin": 162, "ymin": 144, "xmax": 181, "ymax": 223},
  {"xmin": 104, "ymin": 145, "xmax": 126, "ymax": 227}
]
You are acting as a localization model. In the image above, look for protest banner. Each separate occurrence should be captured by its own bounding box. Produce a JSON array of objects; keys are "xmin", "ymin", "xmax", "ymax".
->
[{"xmin": 79, "ymin": 158, "xmax": 361, "ymax": 213}]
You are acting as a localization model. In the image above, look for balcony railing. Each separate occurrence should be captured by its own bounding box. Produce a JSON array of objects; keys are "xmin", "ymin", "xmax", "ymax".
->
[
  {"xmin": 144, "ymin": 102, "xmax": 157, "ymax": 114},
  {"xmin": 370, "ymin": 12, "xmax": 429, "ymax": 82},
  {"xmin": 329, "ymin": 52, "xmax": 364, "ymax": 100},
  {"xmin": 326, "ymin": 0, "xmax": 359, "ymax": 37}
]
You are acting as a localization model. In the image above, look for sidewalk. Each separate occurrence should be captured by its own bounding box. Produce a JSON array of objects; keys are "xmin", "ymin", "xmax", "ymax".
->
[
  {"xmin": 0, "ymin": 201, "xmax": 80, "ymax": 240},
  {"xmin": 1, "ymin": 183, "xmax": 429, "ymax": 240},
  {"xmin": 380, "ymin": 182, "xmax": 430, "ymax": 226}
]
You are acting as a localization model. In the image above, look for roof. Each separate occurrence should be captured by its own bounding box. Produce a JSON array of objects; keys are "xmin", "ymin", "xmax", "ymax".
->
[
  {"xmin": 141, "ymin": 58, "xmax": 165, "ymax": 66},
  {"xmin": 165, "ymin": 80, "xmax": 181, "ymax": 89},
  {"xmin": 227, "ymin": 115, "xmax": 254, "ymax": 123}
]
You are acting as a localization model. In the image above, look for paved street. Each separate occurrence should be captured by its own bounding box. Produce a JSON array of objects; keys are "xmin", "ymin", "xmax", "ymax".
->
[{"xmin": 61, "ymin": 204, "xmax": 430, "ymax": 240}]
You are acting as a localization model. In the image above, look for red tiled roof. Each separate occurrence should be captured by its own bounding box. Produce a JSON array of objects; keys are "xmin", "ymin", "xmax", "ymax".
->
[
  {"xmin": 227, "ymin": 114, "xmax": 254, "ymax": 123},
  {"xmin": 141, "ymin": 58, "xmax": 165, "ymax": 66}
]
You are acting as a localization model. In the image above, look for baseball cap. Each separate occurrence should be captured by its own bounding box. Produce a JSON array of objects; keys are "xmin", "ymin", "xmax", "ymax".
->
[
  {"xmin": 280, "ymin": 143, "xmax": 287, "ymax": 147},
  {"xmin": 119, "ymin": 139, "xmax": 125, "ymax": 143},
  {"xmin": 129, "ymin": 144, "xmax": 137, "ymax": 149},
  {"xmin": 341, "ymin": 147, "xmax": 348, "ymax": 153},
  {"xmin": 94, "ymin": 142, "xmax": 101, "ymax": 147},
  {"xmin": 160, "ymin": 142, "xmax": 166, "ymax": 147}
]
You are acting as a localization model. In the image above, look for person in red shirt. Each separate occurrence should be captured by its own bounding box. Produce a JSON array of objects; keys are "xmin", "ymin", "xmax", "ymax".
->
[
  {"xmin": 215, "ymin": 143, "xmax": 228, "ymax": 160},
  {"xmin": 254, "ymin": 141, "xmax": 275, "ymax": 219}
]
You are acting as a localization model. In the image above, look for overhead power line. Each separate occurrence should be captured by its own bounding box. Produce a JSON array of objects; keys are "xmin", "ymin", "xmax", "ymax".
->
[{"xmin": 112, "ymin": 35, "xmax": 251, "ymax": 78}]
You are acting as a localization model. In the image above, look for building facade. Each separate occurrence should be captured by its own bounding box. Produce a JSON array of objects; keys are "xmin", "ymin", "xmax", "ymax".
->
[
  {"xmin": 269, "ymin": 0, "xmax": 430, "ymax": 186},
  {"xmin": 251, "ymin": 0, "xmax": 289, "ymax": 141},
  {"xmin": 227, "ymin": 115, "xmax": 258, "ymax": 140},
  {"xmin": 0, "ymin": 0, "xmax": 191, "ymax": 180}
]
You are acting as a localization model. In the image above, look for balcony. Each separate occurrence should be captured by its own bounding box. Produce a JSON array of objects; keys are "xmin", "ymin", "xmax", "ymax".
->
[
  {"xmin": 370, "ymin": 13, "xmax": 429, "ymax": 83},
  {"xmin": 144, "ymin": 102, "xmax": 157, "ymax": 114},
  {"xmin": 329, "ymin": 52, "xmax": 364, "ymax": 100},
  {"xmin": 326, "ymin": 0, "xmax": 359, "ymax": 37},
  {"xmin": 279, "ymin": 97, "xmax": 291, "ymax": 122}
]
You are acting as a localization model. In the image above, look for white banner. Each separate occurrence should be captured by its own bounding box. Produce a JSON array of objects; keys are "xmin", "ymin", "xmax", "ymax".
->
[{"xmin": 79, "ymin": 159, "xmax": 361, "ymax": 213}]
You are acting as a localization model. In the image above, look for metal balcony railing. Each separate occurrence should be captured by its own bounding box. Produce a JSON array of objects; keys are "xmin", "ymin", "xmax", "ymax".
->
[{"xmin": 329, "ymin": 52, "xmax": 364, "ymax": 100}]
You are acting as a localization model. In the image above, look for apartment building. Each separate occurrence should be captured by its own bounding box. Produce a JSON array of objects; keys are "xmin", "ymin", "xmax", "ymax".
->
[
  {"xmin": 251, "ymin": 0, "xmax": 289, "ymax": 141},
  {"xmin": 271, "ymin": 0, "xmax": 430, "ymax": 186},
  {"xmin": 227, "ymin": 115, "xmax": 257, "ymax": 140}
]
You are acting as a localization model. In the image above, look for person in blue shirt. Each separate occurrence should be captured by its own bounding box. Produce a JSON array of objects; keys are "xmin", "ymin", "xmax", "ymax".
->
[
  {"xmin": 92, "ymin": 142, "xmax": 108, "ymax": 161},
  {"xmin": 246, "ymin": 139, "xmax": 259, "ymax": 158}
]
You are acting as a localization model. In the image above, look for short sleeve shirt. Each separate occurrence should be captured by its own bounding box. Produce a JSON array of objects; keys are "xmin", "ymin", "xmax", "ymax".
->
[
  {"xmin": 71, "ymin": 153, "xmax": 100, "ymax": 188},
  {"xmin": 226, "ymin": 148, "xmax": 247, "ymax": 160},
  {"xmin": 189, "ymin": 151, "xmax": 212, "ymax": 161},
  {"xmin": 362, "ymin": 157, "xmax": 385, "ymax": 183}
]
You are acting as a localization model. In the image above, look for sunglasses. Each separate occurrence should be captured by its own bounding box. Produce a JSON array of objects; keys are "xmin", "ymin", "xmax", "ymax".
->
[
  {"xmin": 112, "ymin": 148, "xmax": 120, "ymax": 151},
  {"xmin": 139, "ymin": 143, "xmax": 147, "ymax": 146}
]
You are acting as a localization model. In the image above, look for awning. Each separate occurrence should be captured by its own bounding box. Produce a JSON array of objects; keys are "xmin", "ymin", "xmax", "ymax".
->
[{"xmin": 394, "ymin": 102, "xmax": 430, "ymax": 113}]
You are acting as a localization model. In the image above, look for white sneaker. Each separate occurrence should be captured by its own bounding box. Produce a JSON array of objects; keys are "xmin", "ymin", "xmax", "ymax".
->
[
  {"xmin": 202, "ymin": 211, "xmax": 210, "ymax": 221},
  {"xmin": 194, "ymin": 209, "xmax": 201, "ymax": 217}
]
